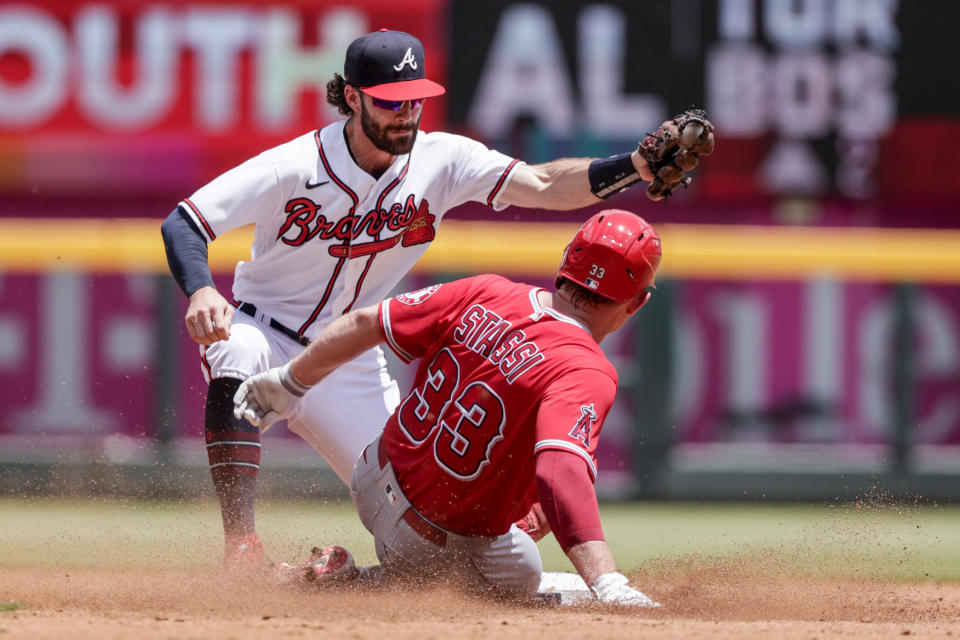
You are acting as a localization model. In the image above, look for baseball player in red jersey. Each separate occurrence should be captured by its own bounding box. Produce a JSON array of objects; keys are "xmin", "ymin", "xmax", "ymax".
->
[
  {"xmin": 161, "ymin": 29, "xmax": 663, "ymax": 569},
  {"xmin": 234, "ymin": 210, "xmax": 662, "ymax": 605}
]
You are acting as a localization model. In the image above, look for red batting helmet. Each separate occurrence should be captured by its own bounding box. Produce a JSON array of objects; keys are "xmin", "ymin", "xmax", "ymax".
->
[{"xmin": 556, "ymin": 210, "xmax": 662, "ymax": 304}]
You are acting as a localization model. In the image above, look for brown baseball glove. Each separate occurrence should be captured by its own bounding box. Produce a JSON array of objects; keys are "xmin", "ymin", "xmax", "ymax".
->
[{"xmin": 638, "ymin": 108, "xmax": 715, "ymax": 201}]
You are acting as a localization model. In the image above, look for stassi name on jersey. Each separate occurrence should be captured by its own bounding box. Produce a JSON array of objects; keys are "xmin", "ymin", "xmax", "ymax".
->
[{"xmin": 453, "ymin": 304, "xmax": 546, "ymax": 385}]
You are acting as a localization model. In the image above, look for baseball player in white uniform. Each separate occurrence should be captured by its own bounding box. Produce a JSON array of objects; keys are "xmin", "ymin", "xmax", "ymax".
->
[{"xmin": 160, "ymin": 28, "xmax": 659, "ymax": 568}]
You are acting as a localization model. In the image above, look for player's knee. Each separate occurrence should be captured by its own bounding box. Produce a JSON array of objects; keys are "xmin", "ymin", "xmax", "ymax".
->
[
  {"xmin": 482, "ymin": 529, "xmax": 542, "ymax": 597},
  {"xmin": 482, "ymin": 561, "xmax": 541, "ymax": 600},
  {"xmin": 511, "ymin": 526, "xmax": 543, "ymax": 595},
  {"xmin": 200, "ymin": 321, "xmax": 271, "ymax": 380}
]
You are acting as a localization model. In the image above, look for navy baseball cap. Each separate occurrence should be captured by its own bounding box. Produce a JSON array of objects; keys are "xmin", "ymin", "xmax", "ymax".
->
[{"xmin": 344, "ymin": 29, "xmax": 446, "ymax": 101}]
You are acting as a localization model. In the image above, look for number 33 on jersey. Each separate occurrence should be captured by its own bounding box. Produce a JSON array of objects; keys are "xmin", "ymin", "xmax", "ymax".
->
[{"xmin": 377, "ymin": 274, "xmax": 619, "ymax": 537}]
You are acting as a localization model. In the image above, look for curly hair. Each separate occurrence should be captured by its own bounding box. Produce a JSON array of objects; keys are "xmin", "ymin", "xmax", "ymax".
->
[
  {"xmin": 326, "ymin": 73, "xmax": 353, "ymax": 116},
  {"xmin": 557, "ymin": 279, "xmax": 614, "ymax": 310}
]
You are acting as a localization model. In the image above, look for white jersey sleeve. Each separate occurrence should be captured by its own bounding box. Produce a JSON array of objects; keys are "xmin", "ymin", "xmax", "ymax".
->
[
  {"xmin": 178, "ymin": 152, "xmax": 282, "ymax": 242},
  {"xmin": 430, "ymin": 133, "xmax": 523, "ymax": 212}
]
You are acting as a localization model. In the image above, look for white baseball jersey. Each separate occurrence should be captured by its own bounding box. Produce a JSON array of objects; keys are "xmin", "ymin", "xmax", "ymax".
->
[{"xmin": 179, "ymin": 120, "xmax": 523, "ymax": 339}]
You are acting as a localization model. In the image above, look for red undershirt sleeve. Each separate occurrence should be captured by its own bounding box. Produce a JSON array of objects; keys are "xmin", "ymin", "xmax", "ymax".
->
[{"xmin": 535, "ymin": 448, "xmax": 604, "ymax": 551}]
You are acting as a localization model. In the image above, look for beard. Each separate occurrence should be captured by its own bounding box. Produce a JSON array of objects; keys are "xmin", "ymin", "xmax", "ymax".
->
[{"xmin": 359, "ymin": 99, "xmax": 421, "ymax": 155}]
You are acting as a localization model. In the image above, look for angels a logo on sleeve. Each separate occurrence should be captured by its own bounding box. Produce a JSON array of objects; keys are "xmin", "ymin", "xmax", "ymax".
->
[
  {"xmin": 397, "ymin": 284, "xmax": 442, "ymax": 305},
  {"xmin": 568, "ymin": 404, "xmax": 597, "ymax": 447}
]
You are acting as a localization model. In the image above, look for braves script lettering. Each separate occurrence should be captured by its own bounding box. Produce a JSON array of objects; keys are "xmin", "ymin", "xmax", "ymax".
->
[
  {"xmin": 276, "ymin": 194, "xmax": 436, "ymax": 257},
  {"xmin": 452, "ymin": 304, "xmax": 545, "ymax": 384}
]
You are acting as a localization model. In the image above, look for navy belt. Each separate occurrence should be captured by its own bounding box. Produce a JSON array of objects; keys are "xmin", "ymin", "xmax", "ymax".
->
[{"xmin": 235, "ymin": 302, "xmax": 310, "ymax": 347}]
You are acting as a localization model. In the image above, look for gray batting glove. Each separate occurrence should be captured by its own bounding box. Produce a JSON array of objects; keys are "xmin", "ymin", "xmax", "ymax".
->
[
  {"xmin": 232, "ymin": 362, "xmax": 312, "ymax": 432},
  {"xmin": 589, "ymin": 572, "xmax": 662, "ymax": 607}
]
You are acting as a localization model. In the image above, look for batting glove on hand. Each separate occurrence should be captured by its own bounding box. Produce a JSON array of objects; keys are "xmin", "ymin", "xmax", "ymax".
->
[
  {"xmin": 590, "ymin": 572, "xmax": 662, "ymax": 607},
  {"xmin": 232, "ymin": 363, "xmax": 312, "ymax": 432}
]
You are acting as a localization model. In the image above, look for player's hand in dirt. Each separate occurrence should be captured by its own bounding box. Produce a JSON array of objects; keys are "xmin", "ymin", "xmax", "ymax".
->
[
  {"xmin": 233, "ymin": 363, "xmax": 311, "ymax": 432},
  {"xmin": 590, "ymin": 572, "xmax": 662, "ymax": 607},
  {"xmin": 185, "ymin": 285, "xmax": 233, "ymax": 345}
]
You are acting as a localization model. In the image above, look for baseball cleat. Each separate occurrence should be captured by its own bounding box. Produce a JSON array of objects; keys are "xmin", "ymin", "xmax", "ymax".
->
[
  {"xmin": 223, "ymin": 531, "xmax": 265, "ymax": 571},
  {"xmin": 302, "ymin": 545, "xmax": 360, "ymax": 586}
]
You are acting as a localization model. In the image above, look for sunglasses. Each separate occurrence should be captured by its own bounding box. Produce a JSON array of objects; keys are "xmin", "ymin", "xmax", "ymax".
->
[{"xmin": 370, "ymin": 97, "xmax": 424, "ymax": 112}]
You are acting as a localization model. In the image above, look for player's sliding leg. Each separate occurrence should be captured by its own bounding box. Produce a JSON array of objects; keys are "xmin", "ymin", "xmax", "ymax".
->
[
  {"xmin": 350, "ymin": 436, "xmax": 542, "ymax": 599},
  {"xmin": 205, "ymin": 377, "xmax": 264, "ymax": 568},
  {"xmin": 463, "ymin": 525, "xmax": 543, "ymax": 599}
]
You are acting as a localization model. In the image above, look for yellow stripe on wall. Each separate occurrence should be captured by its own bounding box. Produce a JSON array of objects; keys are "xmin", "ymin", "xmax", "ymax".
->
[{"xmin": 2, "ymin": 218, "xmax": 959, "ymax": 283}]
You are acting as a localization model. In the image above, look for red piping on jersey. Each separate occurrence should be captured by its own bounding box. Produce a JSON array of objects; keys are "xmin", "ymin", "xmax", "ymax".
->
[
  {"xmin": 343, "ymin": 255, "xmax": 375, "ymax": 313},
  {"xmin": 200, "ymin": 346, "xmax": 213, "ymax": 379},
  {"xmin": 374, "ymin": 158, "xmax": 410, "ymax": 214},
  {"xmin": 342, "ymin": 150, "xmax": 409, "ymax": 314},
  {"xmin": 182, "ymin": 198, "xmax": 217, "ymax": 240},
  {"xmin": 298, "ymin": 256, "xmax": 346, "ymax": 334},
  {"xmin": 316, "ymin": 130, "xmax": 359, "ymax": 210},
  {"xmin": 298, "ymin": 130, "xmax": 359, "ymax": 335},
  {"xmin": 486, "ymin": 159, "xmax": 520, "ymax": 208}
]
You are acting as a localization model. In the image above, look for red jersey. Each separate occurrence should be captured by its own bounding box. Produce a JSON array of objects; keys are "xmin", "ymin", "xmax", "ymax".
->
[{"xmin": 378, "ymin": 274, "xmax": 617, "ymax": 536}]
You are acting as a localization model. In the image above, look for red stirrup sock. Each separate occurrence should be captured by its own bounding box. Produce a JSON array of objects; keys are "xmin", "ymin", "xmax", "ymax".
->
[{"xmin": 205, "ymin": 377, "xmax": 261, "ymax": 541}]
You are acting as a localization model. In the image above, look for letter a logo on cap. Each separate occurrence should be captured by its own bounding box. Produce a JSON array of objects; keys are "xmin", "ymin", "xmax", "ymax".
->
[
  {"xmin": 345, "ymin": 30, "xmax": 444, "ymax": 100},
  {"xmin": 394, "ymin": 47, "xmax": 418, "ymax": 72}
]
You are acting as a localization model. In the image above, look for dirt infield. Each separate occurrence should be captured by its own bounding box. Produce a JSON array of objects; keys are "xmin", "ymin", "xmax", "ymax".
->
[{"xmin": 3, "ymin": 562, "xmax": 959, "ymax": 640}]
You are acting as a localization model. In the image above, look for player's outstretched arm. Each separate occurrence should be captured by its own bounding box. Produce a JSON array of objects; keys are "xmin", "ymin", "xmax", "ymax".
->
[
  {"xmin": 501, "ymin": 109, "xmax": 715, "ymax": 208},
  {"xmin": 500, "ymin": 151, "xmax": 653, "ymax": 211},
  {"xmin": 232, "ymin": 305, "xmax": 384, "ymax": 429},
  {"xmin": 535, "ymin": 450, "xmax": 659, "ymax": 606}
]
